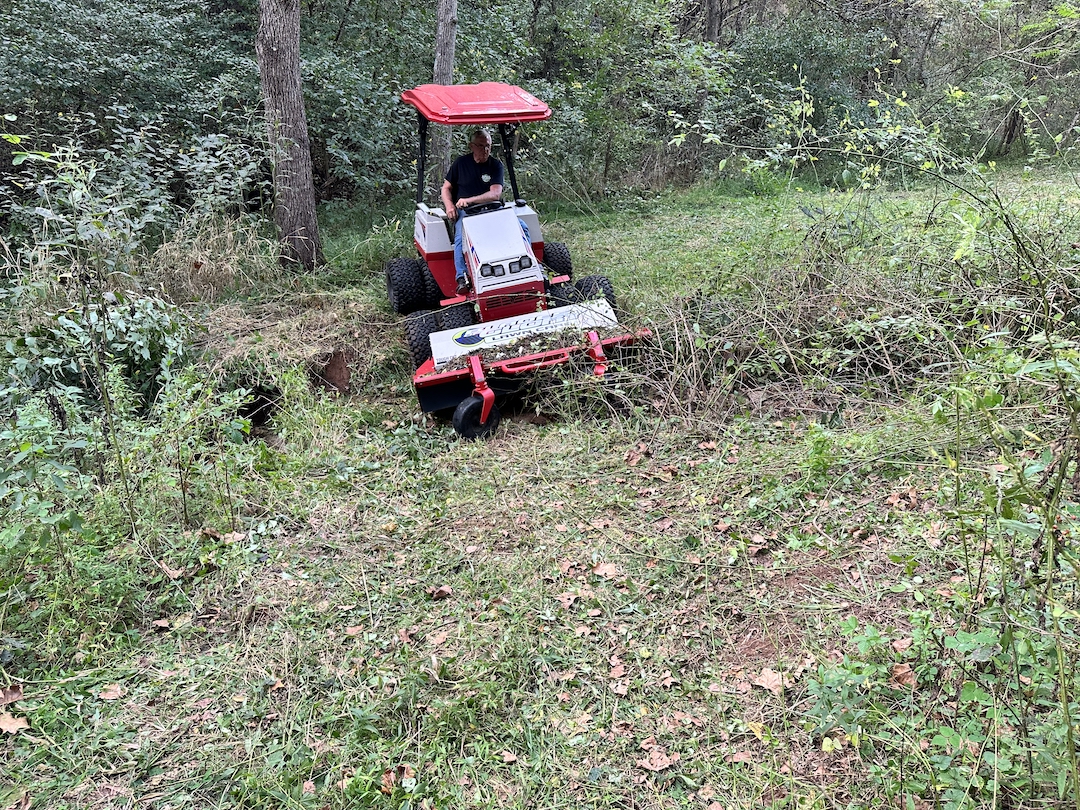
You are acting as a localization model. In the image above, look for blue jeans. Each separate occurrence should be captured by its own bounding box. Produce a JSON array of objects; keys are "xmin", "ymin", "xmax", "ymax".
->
[
  {"xmin": 454, "ymin": 212, "xmax": 531, "ymax": 281},
  {"xmin": 453, "ymin": 214, "xmax": 468, "ymax": 281}
]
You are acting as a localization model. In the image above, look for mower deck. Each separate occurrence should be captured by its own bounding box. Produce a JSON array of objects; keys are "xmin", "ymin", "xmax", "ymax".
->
[{"xmin": 412, "ymin": 307, "xmax": 648, "ymax": 415}]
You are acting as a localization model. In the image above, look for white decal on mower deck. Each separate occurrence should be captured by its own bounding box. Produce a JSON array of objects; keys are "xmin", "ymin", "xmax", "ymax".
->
[{"xmin": 429, "ymin": 301, "xmax": 618, "ymax": 369}]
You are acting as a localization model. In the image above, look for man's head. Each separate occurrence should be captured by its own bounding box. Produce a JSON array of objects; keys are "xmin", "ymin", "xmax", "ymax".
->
[{"xmin": 469, "ymin": 129, "xmax": 492, "ymax": 163}]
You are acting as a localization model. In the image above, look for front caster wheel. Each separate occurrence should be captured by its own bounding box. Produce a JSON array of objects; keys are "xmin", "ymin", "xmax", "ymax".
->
[{"xmin": 452, "ymin": 395, "xmax": 502, "ymax": 440}]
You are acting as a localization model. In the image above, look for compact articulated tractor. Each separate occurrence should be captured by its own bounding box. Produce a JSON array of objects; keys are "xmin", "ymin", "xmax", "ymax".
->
[{"xmin": 385, "ymin": 82, "xmax": 644, "ymax": 439}]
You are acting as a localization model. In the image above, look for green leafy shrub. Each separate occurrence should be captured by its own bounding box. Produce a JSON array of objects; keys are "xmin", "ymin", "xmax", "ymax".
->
[{"xmin": 3, "ymin": 283, "xmax": 190, "ymax": 411}]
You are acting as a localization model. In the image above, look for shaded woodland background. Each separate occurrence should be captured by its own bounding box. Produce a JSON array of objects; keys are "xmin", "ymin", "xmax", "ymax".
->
[{"xmin": 1, "ymin": 0, "xmax": 1078, "ymax": 248}]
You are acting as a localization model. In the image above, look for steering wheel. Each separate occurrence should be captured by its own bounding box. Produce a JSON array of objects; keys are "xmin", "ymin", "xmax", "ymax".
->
[{"xmin": 462, "ymin": 201, "xmax": 504, "ymax": 216}]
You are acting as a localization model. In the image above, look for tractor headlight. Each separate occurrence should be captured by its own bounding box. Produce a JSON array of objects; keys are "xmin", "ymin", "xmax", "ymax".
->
[
  {"xmin": 520, "ymin": 256, "xmax": 532, "ymax": 269},
  {"xmin": 509, "ymin": 260, "xmax": 521, "ymax": 273},
  {"xmin": 493, "ymin": 264, "xmax": 505, "ymax": 276},
  {"xmin": 480, "ymin": 264, "xmax": 494, "ymax": 277}
]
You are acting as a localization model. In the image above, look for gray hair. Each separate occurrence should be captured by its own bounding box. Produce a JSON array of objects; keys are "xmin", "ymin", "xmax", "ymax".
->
[{"xmin": 469, "ymin": 128, "xmax": 492, "ymax": 146}]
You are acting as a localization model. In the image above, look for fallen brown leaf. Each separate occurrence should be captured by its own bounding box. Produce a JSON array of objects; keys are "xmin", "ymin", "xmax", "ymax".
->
[
  {"xmin": 428, "ymin": 630, "xmax": 450, "ymax": 646},
  {"xmin": 751, "ymin": 668, "xmax": 786, "ymax": 696},
  {"xmin": 381, "ymin": 769, "xmax": 396, "ymax": 794},
  {"xmin": 891, "ymin": 637, "xmax": 913, "ymax": 654},
  {"xmin": 98, "ymin": 684, "xmax": 125, "ymax": 701},
  {"xmin": 636, "ymin": 746, "xmax": 679, "ymax": 772},
  {"xmin": 0, "ymin": 685, "xmax": 22, "ymax": 707},
  {"xmin": 891, "ymin": 663, "xmax": 917, "ymax": 688},
  {"xmin": 158, "ymin": 562, "xmax": 185, "ymax": 580},
  {"xmin": 430, "ymin": 585, "xmax": 453, "ymax": 601},
  {"xmin": 591, "ymin": 562, "xmax": 621, "ymax": 579},
  {"xmin": 0, "ymin": 712, "xmax": 29, "ymax": 734},
  {"xmin": 500, "ymin": 750, "xmax": 518, "ymax": 763}
]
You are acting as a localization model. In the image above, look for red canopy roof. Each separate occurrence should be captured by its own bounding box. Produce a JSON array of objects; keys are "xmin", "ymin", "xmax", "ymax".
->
[{"xmin": 401, "ymin": 83, "xmax": 552, "ymax": 125}]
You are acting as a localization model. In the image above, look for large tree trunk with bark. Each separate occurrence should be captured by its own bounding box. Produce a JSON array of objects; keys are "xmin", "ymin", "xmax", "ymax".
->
[
  {"xmin": 431, "ymin": 0, "xmax": 458, "ymax": 195},
  {"xmin": 256, "ymin": 0, "xmax": 324, "ymax": 272}
]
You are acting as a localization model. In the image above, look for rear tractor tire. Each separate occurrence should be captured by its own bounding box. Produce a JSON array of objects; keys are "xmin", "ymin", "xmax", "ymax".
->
[
  {"xmin": 420, "ymin": 260, "xmax": 443, "ymax": 308},
  {"xmin": 453, "ymin": 394, "xmax": 502, "ymax": 440},
  {"xmin": 543, "ymin": 241, "xmax": 573, "ymax": 279},
  {"xmin": 386, "ymin": 257, "xmax": 426, "ymax": 315}
]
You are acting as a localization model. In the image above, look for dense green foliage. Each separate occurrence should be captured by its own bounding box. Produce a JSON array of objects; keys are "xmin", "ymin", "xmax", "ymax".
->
[{"xmin": 2, "ymin": 0, "xmax": 1078, "ymax": 238}]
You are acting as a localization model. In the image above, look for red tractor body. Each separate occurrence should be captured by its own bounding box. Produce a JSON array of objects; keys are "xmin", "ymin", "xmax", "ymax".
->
[{"xmin": 384, "ymin": 83, "xmax": 646, "ymax": 438}]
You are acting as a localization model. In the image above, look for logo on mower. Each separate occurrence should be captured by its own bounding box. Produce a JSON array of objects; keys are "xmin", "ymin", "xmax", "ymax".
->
[
  {"xmin": 450, "ymin": 308, "xmax": 587, "ymax": 348},
  {"xmin": 452, "ymin": 330, "xmax": 485, "ymax": 346}
]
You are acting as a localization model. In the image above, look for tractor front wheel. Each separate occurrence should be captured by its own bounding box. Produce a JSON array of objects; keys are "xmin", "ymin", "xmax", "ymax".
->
[
  {"xmin": 453, "ymin": 395, "xmax": 502, "ymax": 440},
  {"xmin": 439, "ymin": 303, "xmax": 475, "ymax": 331},
  {"xmin": 386, "ymin": 258, "xmax": 425, "ymax": 315},
  {"xmin": 404, "ymin": 310, "xmax": 439, "ymax": 369},
  {"xmin": 575, "ymin": 274, "xmax": 617, "ymax": 311},
  {"xmin": 548, "ymin": 281, "xmax": 578, "ymax": 308}
]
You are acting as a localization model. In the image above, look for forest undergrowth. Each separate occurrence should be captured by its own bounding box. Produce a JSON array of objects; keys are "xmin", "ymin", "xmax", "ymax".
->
[{"xmin": 4, "ymin": 165, "xmax": 1080, "ymax": 810}]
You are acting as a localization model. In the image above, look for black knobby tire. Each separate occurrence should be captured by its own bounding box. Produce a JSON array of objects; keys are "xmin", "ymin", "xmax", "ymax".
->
[
  {"xmin": 420, "ymin": 260, "xmax": 443, "ymax": 308},
  {"xmin": 439, "ymin": 303, "xmax": 475, "ymax": 331},
  {"xmin": 453, "ymin": 394, "xmax": 502, "ymax": 440},
  {"xmin": 404, "ymin": 310, "xmax": 439, "ymax": 369},
  {"xmin": 575, "ymin": 274, "xmax": 617, "ymax": 311},
  {"xmin": 548, "ymin": 281, "xmax": 580, "ymax": 308},
  {"xmin": 543, "ymin": 241, "xmax": 573, "ymax": 280},
  {"xmin": 386, "ymin": 258, "xmax": 426, "ymax": 315}
]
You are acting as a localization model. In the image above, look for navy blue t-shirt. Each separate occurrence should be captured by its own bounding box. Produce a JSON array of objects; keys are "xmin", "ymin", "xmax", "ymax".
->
[{"xmin": 446, "ymin": 154, "xmax": 504, "ymax": 201}]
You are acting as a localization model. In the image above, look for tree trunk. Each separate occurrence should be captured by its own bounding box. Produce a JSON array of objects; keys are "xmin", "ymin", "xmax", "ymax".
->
[
  {"xmin": 705, "ymin": 0, "xmax": 720, "ymax": 42},
  {"xmin": 256, "ymin": 0, "xmax": 324, "ymax": 272},
  {"xmin": 431, "ymin": 0, "xmax": 458, "ymax": 196}
]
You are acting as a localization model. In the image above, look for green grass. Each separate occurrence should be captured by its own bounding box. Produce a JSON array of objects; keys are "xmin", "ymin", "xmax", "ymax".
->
[{"xmin": 4, "ymin": 165, "xmax": 1080, "ymax": 809}]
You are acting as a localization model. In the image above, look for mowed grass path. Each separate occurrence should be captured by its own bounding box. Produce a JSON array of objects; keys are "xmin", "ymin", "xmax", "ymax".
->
[{"xmin": 6, "ymin": 169, "xmax": 1077, "ymax": 808}]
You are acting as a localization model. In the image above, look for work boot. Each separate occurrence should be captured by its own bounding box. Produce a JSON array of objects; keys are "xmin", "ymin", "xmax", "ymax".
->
[{"xmin": 455, "ymin": 276, "xmax": 470, "ymax": 296}]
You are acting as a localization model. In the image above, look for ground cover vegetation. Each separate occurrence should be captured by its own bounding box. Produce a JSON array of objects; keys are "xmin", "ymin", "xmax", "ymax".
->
[
  {"xmin": 4, "ymin": 159, "xmax": 1080, "ymax": 807},
  {"xmin": 4, "ymin": 0, "xmax": 1080, "ymax": 807}
]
